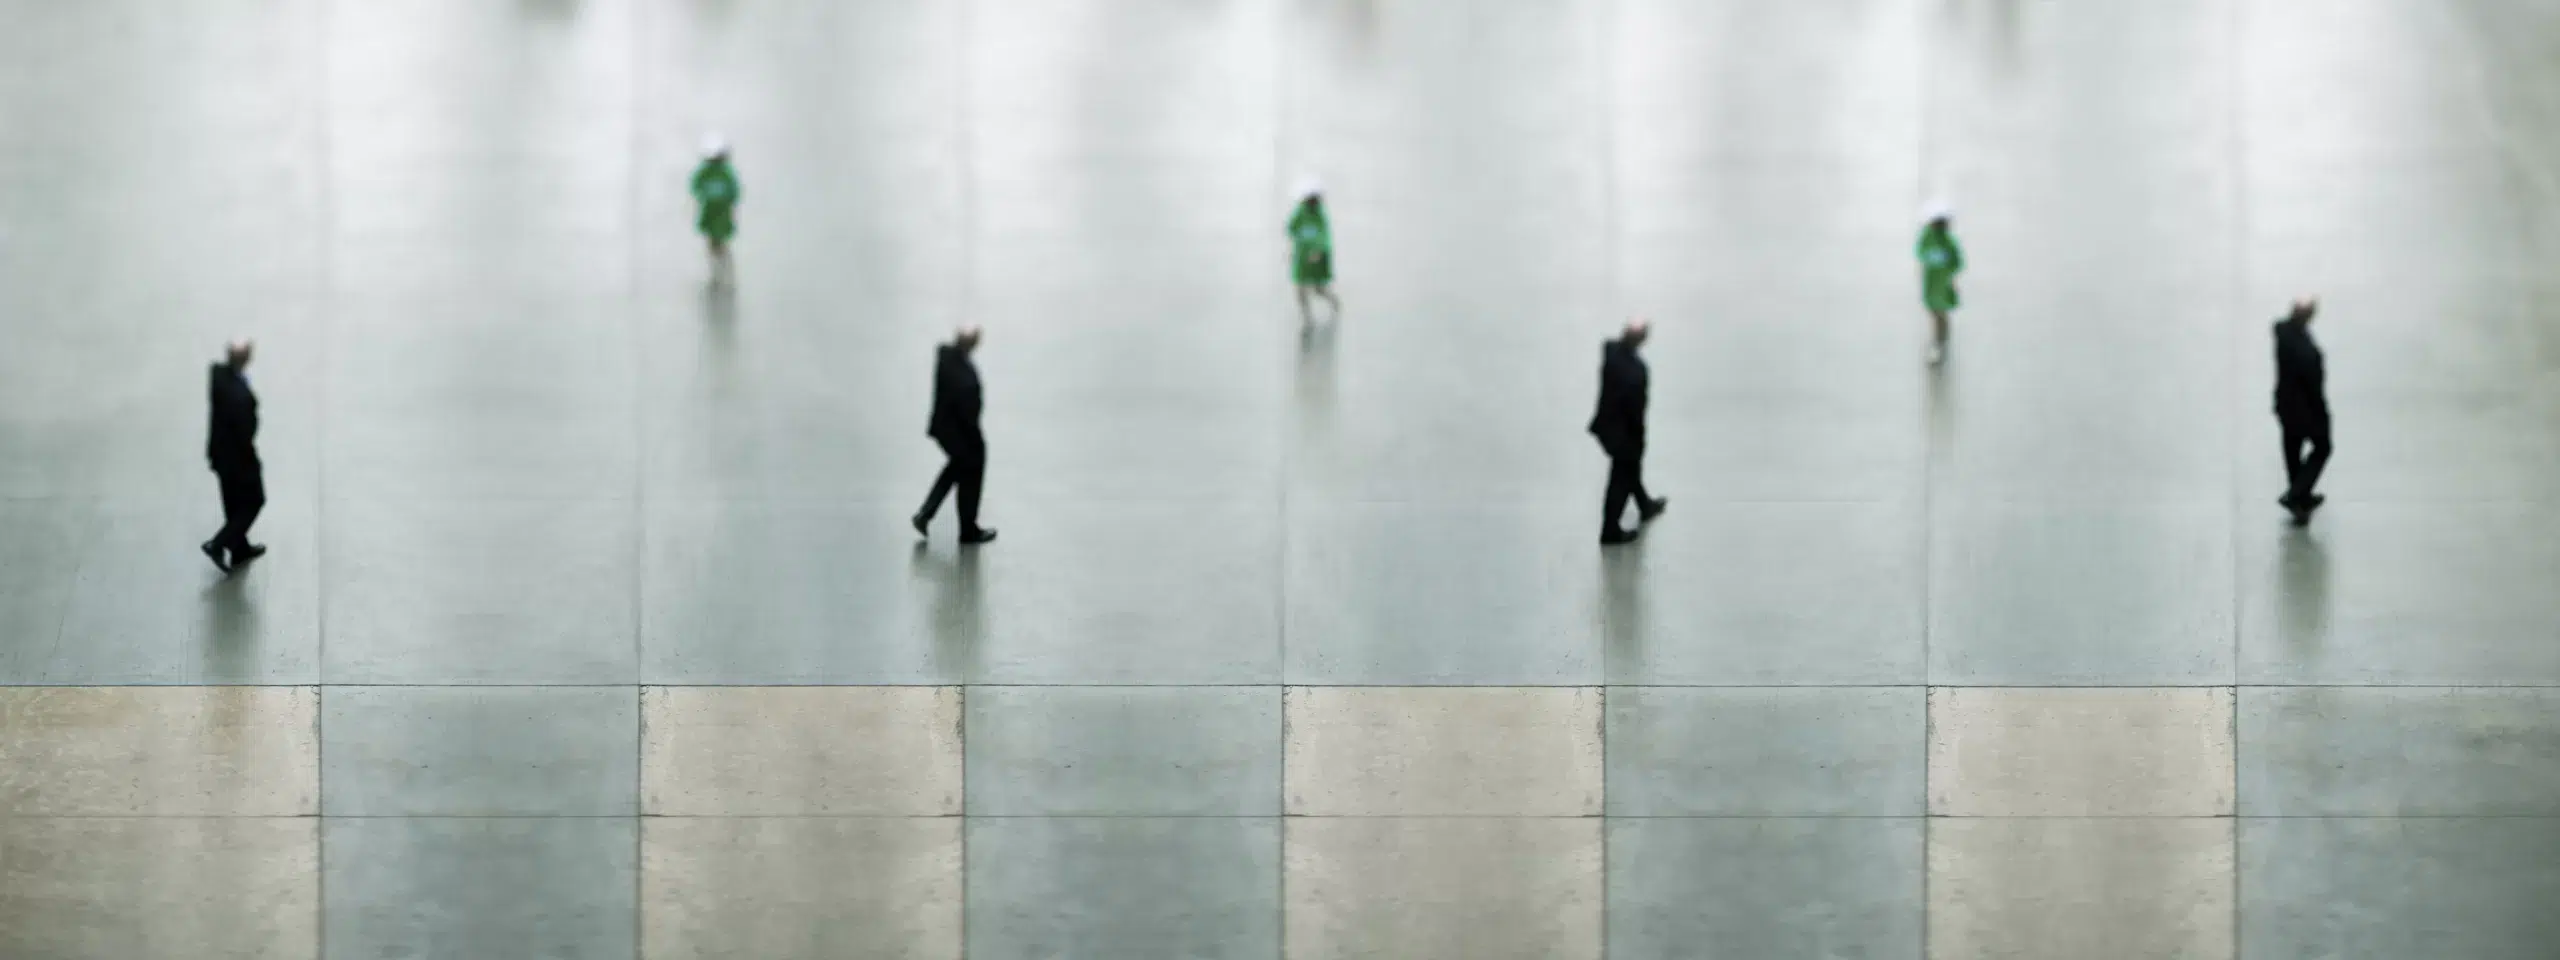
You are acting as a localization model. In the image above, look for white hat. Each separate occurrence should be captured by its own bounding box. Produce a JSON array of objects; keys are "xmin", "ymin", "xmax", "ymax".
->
[
  {"xmin": 1295, "ymin": 175, "xmax": 1323, "ymax": 200},
  {"xmin": 701, "ymin": 133, "xmax": 729, "ymax": 158},
  {"xmin": 1920, "ymin": 199, "xmax": 1952, "ymax": 224}
]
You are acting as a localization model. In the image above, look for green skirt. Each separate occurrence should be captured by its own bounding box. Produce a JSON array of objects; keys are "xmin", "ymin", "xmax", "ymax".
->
[
  {"xmin": 1294, "ymin": 249, "xmax": 1332, "ymax": 286},
  {"xmin": 698, "ymin": 204, "xmax": 737, "ymax": 243}
]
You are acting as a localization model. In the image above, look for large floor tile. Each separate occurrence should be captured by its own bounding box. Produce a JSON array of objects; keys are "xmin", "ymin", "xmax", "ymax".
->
[
  {"xmin": 643, "ymin": 817, "xmax": 961, "ymax": 960},
  {"xmin": 1930, "ymin": 687, "xmax": 2235, "ymax": 817},
  {"xmin": 642, "ymin": 686, "xmax": 960, "ymax": 816},
  {"xmin": 2239, "ymin": 686, "xmax": 2560, "ymax": 816},
  {"xmin": 1286, "ymin": 817, "xmax": 1602, "ymax": 960},
  {"xmin": 0, "ymin": 817, "xmax": 317, "ymax": 960},
  {"xmin": 324, "ymin": 818, "xmax": 636, "ymax": 960},
  {"xmin": 0, "ymin": 686, "xmax": 313, "ymax": 816},
  {"xmin": 967, "ymin": 685, "xmax": 1281, "ymax": 816},
  {"xmin": 2240, "ymin": 505, "xmax": 2560, "ymax": 685},
  {"xmin": 970, "ymin": 501, "xmax": 1282, "ymax": 685},
  {"xmin": 1285, "ymin": 686, "xmax": 1602, "ymax": 817},
  {"xmin": 1928, "ymin": 818, "xmax": 2234, "ymax": 960},
  {"xmin": 1608, "ymin": 818, "xmax": 1923, "ymax": 960},
  {"xmin": 321, "ymin": 685, "xmax": 636, "ymax": 816},
  {"xmin": 2241, "ymin": 817, "xmax": 2560, "ymax": 960},
  {"xmin": 1607, "ymin": 686, "xmax": 1924, "ymax": 816},
  {"xmin": 641, "ymin": 502, "xmax": 961, "ymax": 684},
  {"xmin": 323, "ymin": 498, "xmax": 637, "ymax": 684},
  {"xmin": 1287, "ymin": 504, "xmax": 1602, "ymax": 685},
  {"xmin": 967, "ymin": 817, "xmax": 1279, "ymax": 960},
  {"xmin": 1929, "ymin": 501, "xmax": 2235, "ymax": 685},
  {"xmin": 1599, "ymin": 501, "xmax": 1926, "ymax": 685}
]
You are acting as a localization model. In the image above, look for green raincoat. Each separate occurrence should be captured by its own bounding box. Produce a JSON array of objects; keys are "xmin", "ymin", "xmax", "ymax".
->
[
  {"xmin": 1289, "ymin": 201, "xmax": 1332, "ymax": 286},
  {"xmin": 1917, "ymin": 224, "xmax": 1962, "ymax": 313},
  {"xmin": 691, "ymin": 158, "xmax": 741, "ymax": 243}
]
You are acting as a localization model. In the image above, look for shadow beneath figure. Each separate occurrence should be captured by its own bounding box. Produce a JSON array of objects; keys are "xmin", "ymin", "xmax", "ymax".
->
[
  {"xmin": 2275, "ymin": 526, "xmax": 2332, "ymax": 649},
  {"xmin": 198, "ymin": 572, "xmax": 259, "ymax": 682},
  {"xmin": 1296, "ymin": 318, "xmax": 1339, "ymax": 423},
  {"xmin": 1600, "ymin": 541, "xmax": 1648, "ymax": 681},
  {"xmin": 911, "ymin": 543, "xmax": 985, "ymax": 682}
]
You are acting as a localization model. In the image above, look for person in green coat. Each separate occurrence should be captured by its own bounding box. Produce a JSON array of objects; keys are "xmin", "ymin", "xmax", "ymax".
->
[
  {"xmin": 691, "ymin": 135, "xmax": 741, "ymax": 283},
  {"xmin": 1917, "ymin": 204, "xmax": 1963, "ymax": 365},
  {"xmin": 1289, "ymin": 178, "xmax": 1340, "ymax": 324}
]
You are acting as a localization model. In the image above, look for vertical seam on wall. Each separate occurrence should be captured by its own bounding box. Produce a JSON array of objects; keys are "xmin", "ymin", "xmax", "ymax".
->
[
  {"xmin": 625, "ymin": 1, "xmax": 647, "ymax": 953},
  {"xmin": 312, "ymin": 0, "xmax": 335, "ymax": 954},
  {"xmin": 1916, "ymin": 3, "xmax": 1941, "ymax": 955},
  {"xmin": 1593, "ymin": 0, "xmax": 1618, "ymax": 956},
  {"xmin": 953, "ymin": 0, "xmax": 976, "ymax": 951},
  {"xmin": 2226, "ymin": 1, "xmax": 2249, "ymax": 954},
  {"xmin": 1272, "ymin": 1, "xmax": 1293, "ymax": 954}
]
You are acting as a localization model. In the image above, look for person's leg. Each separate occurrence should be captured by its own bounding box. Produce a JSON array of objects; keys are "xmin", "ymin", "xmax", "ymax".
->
[
  {"xmin": 1296, "ymin": 284, "xmax": 1314, "ymax": 323},
  {"xmin": 206, "ymin": 470, "xmax": 243, "ymax": 568},
  {"xmin": 955, "ymin": 440, "xmax": 989, "ymax": 538},
  {"xmin": 1931, "ymin": 309, "xmax": 1949, "ymax": 345},
  {"xmin": 2279, "ymin": 419, "xmax": 2308, "ymax": 502},
  {"xmin": 1319, "ymin": 284, "xmax": 1341, "ymax": 314},
  {"xmin": 918, "ymin": 441, "xmax": 959, "ymax": 523},
  {"xmin": 2298, "ymin": 419, "xmax": 2333, "ymax": 498},
  {"xmin": 231, "ymin": 470, "xmax": 267, "ymax": 561},
  {"xmin": 1603, "ymin": 453, "xmax": 1637, "ymax": 535},
  {"xmin": 1630, "ymin": 451, "xmax": 1666, "ymax": 519}
]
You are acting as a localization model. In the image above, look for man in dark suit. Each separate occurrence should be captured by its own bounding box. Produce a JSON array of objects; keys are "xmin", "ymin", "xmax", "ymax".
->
[
  {"xmin": 2273, "ymin": 298, "xmax": 2331, "ymax": 525},
  {"xmin": 203, "ymin": 340, "xmax": 267, "ymax": 571},
  {"xmin": 913, "ymin": 326, "xmax": 996, "ymax": 544},
  {"xmin": 1590, "ymin": 319, "xmax": 1666, "ymax": 545}
]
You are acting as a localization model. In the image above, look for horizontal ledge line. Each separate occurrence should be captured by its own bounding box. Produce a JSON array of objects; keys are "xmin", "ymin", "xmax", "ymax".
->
[{"xmin": 10, "ymin": 813, "xmax": 2560, "ymax": 822}]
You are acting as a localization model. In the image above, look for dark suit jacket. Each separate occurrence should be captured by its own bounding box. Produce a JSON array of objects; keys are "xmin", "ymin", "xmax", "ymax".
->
[
  {"xmin": 2272, "ymin": 319, "xmax": 2327, "ymax": 423},
  {"xmin": 207, "ymin": 364, "xmax": 260, "ymax": 473},
  {"xmin": 1587, "ymin": 338, "xmax": 1648, "ymax": 456},
  {"xmin": 927, "ymin": 344, "xmax": 984, "ymax": 444}
]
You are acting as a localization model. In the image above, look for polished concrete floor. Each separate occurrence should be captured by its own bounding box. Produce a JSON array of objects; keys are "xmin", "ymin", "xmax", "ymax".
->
[{"xmin": 4, "ymin": 0, "xmax": 2560, "ymax": 957}]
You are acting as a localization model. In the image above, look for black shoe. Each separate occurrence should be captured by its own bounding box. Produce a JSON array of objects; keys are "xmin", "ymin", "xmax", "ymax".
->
[
  {"xmin": 1638, "ymin": 496, "xmax": 1668, "ymax": 522},
  {"xmin": 201, "ymin": 540, "xmax": 232, "ymax": 572},
  {"xmin": 1600, "ymin": 527, "xmax": 1639, "ymax": 546},
  {"xmin": 960, "ymin": 527, "xmax": 998, "ymax": 545},
  {"xmin": 233, "ymin": 544, "xmax": 267, "ymax": 564},
  {"xmin": 912, "ymin": 512, "xmax": 931, "ymax": 537}
]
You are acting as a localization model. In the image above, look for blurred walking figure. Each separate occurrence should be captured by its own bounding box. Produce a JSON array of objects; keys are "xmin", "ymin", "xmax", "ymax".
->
[
  {"xmin": 1590, "ymin": 319, "xmax": 1666, "ymax": 545},
  {"xmin": 914, "ymin": 326, "xmax": 996, "ymax": 545},
  {"xmin": 1917, "ymin": 204, "xmax": 1964, "ymax": 364},
  {"xmin": 691, "ymin": 135, "xmax": 741, "ymax": 284},
  {"xmin": 202, "ymin": 340, "xmax": 265, "ymax": 572},
  {"xmin": 1288, "ymin": 178, "xmax": 1340, "ymax": 324},
  {"xmin": 2273, "ymin": 298, "xmax": 2331, "ymax": 524}
]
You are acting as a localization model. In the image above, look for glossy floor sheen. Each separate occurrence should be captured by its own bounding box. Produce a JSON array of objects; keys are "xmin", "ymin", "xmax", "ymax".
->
[{"xmin": 4, "ymin": 0, "xmax": 2560, "ymax": 957}]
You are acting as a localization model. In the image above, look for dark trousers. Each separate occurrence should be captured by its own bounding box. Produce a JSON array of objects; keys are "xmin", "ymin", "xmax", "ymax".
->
[
  {"xmin": 919, "ymin": 435, "xmax": 987, "ymax": 532},
  {"xmin": 213, "ymin": 465, "xmax": 265, "ymax": 553},
  {"xmin": 2280, "ymin": 415, "xmax": 2332, "ymax": 501},
  {"xmin": 1603, "ymin": 448, "xmax": 1651, "ymax": 531}
]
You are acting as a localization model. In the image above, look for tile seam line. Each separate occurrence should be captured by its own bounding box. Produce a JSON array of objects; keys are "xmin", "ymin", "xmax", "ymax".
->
[
  {"xmin": 23, "ymin": 682, "xmax": 2560, "ymax": 690},
  {"xmin": 624, "ymin": 2, "xmax": 648, "ymax": 956},
  {"xmin": 311, "ymin": 0, "xmax": 336, "ymax": 954},
  {"xmin": 26, "ymin": 814, "xmax": 2556, "ymax": 822}
]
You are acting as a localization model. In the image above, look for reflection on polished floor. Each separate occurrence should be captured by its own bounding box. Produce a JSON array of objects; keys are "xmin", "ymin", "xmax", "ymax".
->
[{"xmin": 5, "ymin": 0, "xmax": 2560, "ymax": 957}]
